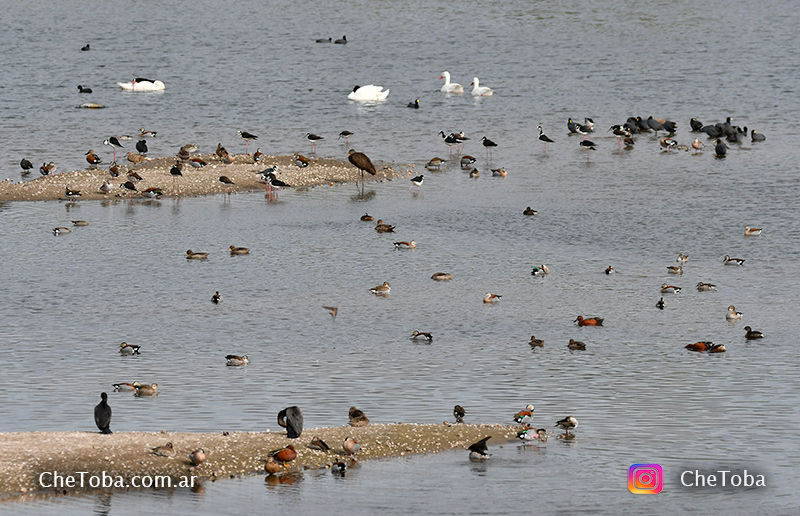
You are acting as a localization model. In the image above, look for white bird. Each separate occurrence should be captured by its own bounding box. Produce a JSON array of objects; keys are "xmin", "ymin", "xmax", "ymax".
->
[
  {"xmin": 439, "ymin": 71, "xmax": 464, "ymax": 94},
  {"xmin": 116, "ymin": 78, "xmax": 165, "ymax": 91},
  {"xmin": 347, "ymin": 85, "xmax": 390, "ymax": 101},
  {"xmin": 470, "ymin": 77, "xmax": 494, "ymax": 97}
]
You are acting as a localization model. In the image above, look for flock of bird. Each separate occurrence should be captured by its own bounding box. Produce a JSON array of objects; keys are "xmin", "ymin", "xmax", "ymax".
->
[{"xmin": 45, "ymin": 42, "xmax": 769, "ymax": 480}]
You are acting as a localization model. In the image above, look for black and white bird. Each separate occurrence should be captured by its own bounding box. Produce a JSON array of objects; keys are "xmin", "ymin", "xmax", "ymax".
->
[
  {"xmin": 94, "ymin": 392, "xmax": 112, "ymax": 434},
  {"xmin": 219, "ymin": 176, "xmax": 234, "ymax": 186},
  {"xmin": 103, "ymin": 137, "xmax": 123, "ymax": 160},
  {"xmin": 136, "ymin": 139, "xmax": 148, "ymax": 155},
  {"xmin": 237, "ymin": 130, "xmax": 258, "ymax": 153},
  {"xmin": 338, "ymin": 130, "xmax": 354, "ymax": 145},
  {"xmin": 579, "ymin": 140, "xmax": 597, "ymax": 151},
  {"xmin": 409, "ymin": 174, "xmax": 424, "ymax": 192},
  {"xmin": 537, "ymin": 125, "xmax": 554, "ymax": 152},
  {"xmin": 481, "ymin": 136, "xmax": 497, "ymax": 159},
  {"xmin": 306, "ymin": 133, "xmax": 324, "ymax": 152}
]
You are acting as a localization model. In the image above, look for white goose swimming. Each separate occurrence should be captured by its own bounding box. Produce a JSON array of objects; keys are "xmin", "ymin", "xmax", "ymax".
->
[
  {"xmin": 439, "ymin": 71, "xmax": 464, "ymax": 94},
  {"xmin": 117, "ymin": 78, "xmax": 166, "ymax": 91},
  {"xmin": 347, "ymin": 85, "xmax": 390, "ymax": 101},
  {"xmin": 470, "ymin": 77, "xmax": 494, "ymax": 97}
]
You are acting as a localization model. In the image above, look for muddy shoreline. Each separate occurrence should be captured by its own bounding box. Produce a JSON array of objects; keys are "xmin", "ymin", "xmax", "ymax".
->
[
  {"xmin": 0, "ymin": 423, "xmax": 517, "ymax": 500},
  {"xmin": 1, "ymin": 152, "xmax": 412, "ymax": 202}
]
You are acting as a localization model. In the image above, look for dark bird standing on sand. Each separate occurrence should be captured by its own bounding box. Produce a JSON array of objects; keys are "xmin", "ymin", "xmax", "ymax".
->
[
  {"xmin": 94, "ymin": 392, "xmax": 112, "ymax": 434},
  {"xmin": 277, "ymin": 406, "xmax": 304, "ymax": 438},
  {"xmin": 453, "ymin": 405, "xmax": 466, "ymax": 423},
  {"xmin": 136, "ymin": 139, "xmax": 148, "ymax": 155}
]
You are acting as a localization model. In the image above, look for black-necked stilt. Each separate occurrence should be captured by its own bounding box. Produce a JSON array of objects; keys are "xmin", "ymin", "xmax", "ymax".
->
[
  {"xmin": 237, "ymin": 131, "xmax": 257, "ymax": 153},
  {"xmin": 346, "ymin": 149, "xmax": 377, "ymax": 189},
  {"xmin": 219, "ymin": 176, "xmax": 234, "ymax": 186},
  {"xmin": 265, "ymin": 172, "xmax": 290, "ymax": 196},
  {"xmin": 609, "ymin": 125, "xmax": 631, "ymax": 148},
  {"xmin": 306, "ymin": 133, "xmax": 324, "ymax": 152},
  {"xmin": 579, "ymin": 139, "xmax": 597, "ymax": 151},
  {"xmin": 85, "ymin": 149, "xmax": 102, "ymax": 168},
  {"xmin": 136, "ymin": 139, "xmax": 148, "ymax": 155},
  {"xmin": 77, "ymin": 85, "xmax": 92, "ymax": 94},
  {"xmin": 338, "ymin": 130, "xmax": 353, "ymax": 145},
  {"xmin": 538, "ymin": 125, "xmax": 554, "ymax": 152},
  {"xmin": 103, "ymin": 137, "xmax": 123, "ymax": 161},
  {"xmin": 409, "ymin": 174, "xmax": 423, "ymax": 191},
  {"xmin": 581, "ymin": 117, "xmax": 595, "ymax": 132},
  {"xmin": 140, "ymin": 127, "xmax": 157, "ymax": 138},
  {"xmin": 438, "ymin": 130, "xmax": 459, "ymax": 155},
  {"xmin": 334, "ymin": 35, "xmax": 347, "ymax": 44},
  {"xmin": 81, "ymin": 44, "xmax": 90, "ymax": 51},
  {"xmin": 452, "ymin": 131, "xmax": 470, "ymax": 152},
  {"xmin": 751, "ymin": 130, "xmax": 766, "ymax": 142},
  {"xmin": 481, "ymin": 136, "xmax": 497, "ymax": 160},
  {"xmin": 120, "ymin": 180, "xmax": 137, "ymax": 192},
  {"xmin": 20, "ymin": 158, "xmax": 33, "ymax": 173},
  {"xmin": 259, "ymin": 165, "xmax": 278, "ymax": 180},
  {"xmin": 407, "ymin": 99, "xmax": 419, "ymax": 109}
]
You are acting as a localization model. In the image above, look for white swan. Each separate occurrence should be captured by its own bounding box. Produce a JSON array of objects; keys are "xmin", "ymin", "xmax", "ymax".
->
[
  {"xmin": 348, "ymin": 85, "xmax": 390, "ymax": 101},
  {"xmin": 439, "ymin": 71, "xmax": 464, "ymax": 94},
  {"xmin": 470, "ymin": 77, "xmax": 493, "ymax": 97},
  {"xmin": 117, "ymin": 78, "xmax": 166, "ymax": 91}
]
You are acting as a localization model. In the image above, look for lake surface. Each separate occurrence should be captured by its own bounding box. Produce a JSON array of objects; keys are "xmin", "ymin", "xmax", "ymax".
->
[{"xmin": 1, "ymin": 0, "xmax": 799, "ymax": 513}]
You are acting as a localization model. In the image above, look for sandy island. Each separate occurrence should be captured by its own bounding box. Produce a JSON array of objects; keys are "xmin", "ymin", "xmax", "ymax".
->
[
  {"xmin": 0, "ymin": 423, "xmax": 517, "ymax": 499},
  {"xmin": 0, "ymin": 151, "xmax": 414, "ymax": 202}
]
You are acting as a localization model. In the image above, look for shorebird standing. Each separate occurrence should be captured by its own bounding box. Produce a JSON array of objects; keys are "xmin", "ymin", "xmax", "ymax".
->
[
  {"xmin": 481, "ymin": 136, "xmax": 497, "ymax": 160},
  {"xmin": 237, "ymin": 130, "xmax": 258, "ymax": 153},
  {"xmin": 306, "ymin": 133, "xmax": 324, "ymax": 152},
  {"xmin": 409, "ymin": 174, "xmax": 423, "ymax": 192},
  {"xmin": 538, "ymin": 126, "xmax": 554, "ymax": 152},
  {"xmin": 103, "ymin": 136, "xmax": 123, "ymax": 161},
  {"xmin": 347, "ymin": 149, "xmax": 377, "ymax": 190},
  {"xmin": 555, "ymin": 415, "xmax": 578, "ymax": 435},
  {"xmin": 136, "ymin": 139, "xmax": 148, "ymax": 155},
  {"xmin": 338, "ymin": 130, "xmax": 353, "ymax": 145},
  {"xmin": 20, "ymin": 158, "xmax": 33, "ymax": 173}
]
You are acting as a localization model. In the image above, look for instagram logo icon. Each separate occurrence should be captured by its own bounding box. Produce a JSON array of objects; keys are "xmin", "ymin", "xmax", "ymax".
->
[{"xmin": 628, "ymin": 464, "xmax": 663, "ymax": 494}]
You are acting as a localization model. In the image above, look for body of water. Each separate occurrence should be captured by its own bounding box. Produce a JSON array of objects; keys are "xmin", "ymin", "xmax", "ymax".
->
[{"xmin": 1, "ymin": 0, "xmax": 798, "ymax": 513}]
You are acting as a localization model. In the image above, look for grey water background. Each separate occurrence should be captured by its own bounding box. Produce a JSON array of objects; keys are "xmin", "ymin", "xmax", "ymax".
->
[{"xmin": 1, "ymin": 0, "xmax": 799, "ymax": 513}]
